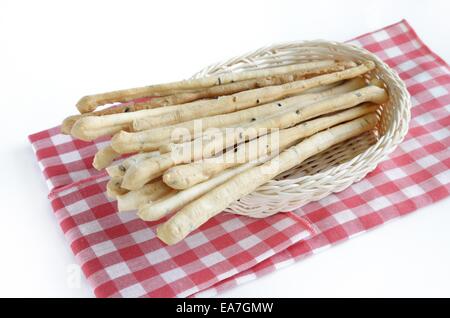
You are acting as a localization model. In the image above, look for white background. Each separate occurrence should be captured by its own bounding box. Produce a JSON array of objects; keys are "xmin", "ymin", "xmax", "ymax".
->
[{"xmin": 0, "ymin": 0, "xmax": 449, "ymax": 297}]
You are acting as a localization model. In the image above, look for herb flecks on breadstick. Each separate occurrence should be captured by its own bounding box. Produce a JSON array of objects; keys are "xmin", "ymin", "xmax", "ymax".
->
[
  {"xmin": 111, "ymin": 78, "xmax": 366, "ymax": 154},
  {"xmin": 121, "ymin": 85, "xmax": 386, "ymax": 190},
  {"xmin": 76, "ymin": 60, "xmax": 338, "ymax": 113},
  {"xmin": 65, "ymin": 64, "xmax": 348, "ymax": 134},
  {"xmin": 157, "ymin": 113, "xmax": 378, "ymax": 245},
  {"xmin": 130, "ymin": 62, "xmax": 355, "ymax": 131},
  {"xmin": 71, "ymin": 63, "xmax": 374, "ymax": 141},
  {"xmin": 164, "ymin": 85, "xmax": 387, "ymax": 159},
  {"xmin": 138, "ymin": 161, "xmax": 264, "ymax": 221},
  {"xmin": 112, "ymin": 80, "xmax": 361, "ymax": 154},
  {"xmin": 121, "ymin": 62, "xmax": 376, "ymax": 130},
  {"xmin": 124, "ymin": 62, "xmax": 354, "ymax": 117},
  {"xmin": 163, "ymin": 103, "xmax": 378, "ymax": 189}
]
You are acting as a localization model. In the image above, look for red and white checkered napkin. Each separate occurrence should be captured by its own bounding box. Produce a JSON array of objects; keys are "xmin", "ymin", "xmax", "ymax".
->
[{"xmin": 29, "ymin": 20, "xmax": 450, "ymax": 297}]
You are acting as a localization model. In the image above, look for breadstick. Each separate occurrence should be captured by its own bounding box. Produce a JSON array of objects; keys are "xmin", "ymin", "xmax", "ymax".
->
[
  {"xmin": 132, "ymin": 77, "xmax": 364, "ymax": 136},
  {"xmin": 62, "ymin": 115, "xmax": 86, "ymax": 135},
  {"xmin": 111, "ymin": 136, "xmax": 171, "ymax": 155},
  {"xmin": 163, "ymin": 103, "xmax": 378, "ymax": 189},
  {"xmin": 121, "ymin": 153, "xmax": 174, "ymax": 190},
  {"xmin": 143, "ymin": 66, "xmax": 347, "ymax": 105},
  {"xmin": 113, "ymin": 62, "xmax": 354, "ymax": 118},
  {"xmin": 64, "ymin": 66, "xmax": 346, "ymax": 134},
  {"xmin": 106, "ymin": 176, "xmax": 129, "ymax": 199},
  {"xmin": 116, "ymin": 179, "xmax": 173, "ymax": 212},
  {"xmin": 92, "ymin": 145, "xmax": 121, "ymax": 170},
  {"xmin": 112, "ymin": 78, "xmax": 366, "ymax": 154},
  {"xmin": 138, "ymin": 161, "xmax": 263, "ymax": 221},
  {"xmin": 163, "ymin": 85, "xmax": 387, "ymax": 157},
  {"xmin": 157, "ymin": 113, "xmax": 378, "ymax": 244},
  {"xmin": 114, "ymin": 85, "xmax": 332, "ymax": 153},
  {"xmin": 122, "ymin": 62, "xmax": 375, "ymax": 130},
  {"xmin": 301, "ymin": 81, "xmax": 342, "ymax": 93},
  {"xmin": 70, "ymin": 100, "xmax": 209, "ymax": 141},
  {"xmin": 76, "ymin": 60, "xmax": 337, "ymax": 113},
  {"xmin": 132, "ymin": 63, "xmax": 355, "ymax": 131},
  {"xmin": 71, "ymin": 62, "xmax": 374, "ymax": 141},
  {"xmin": 122, "ymin": 85, "xmax": 386, "ymax": 190},
  {"xmin": 105, "ymin": 151, "xmax": 160, "ymax": 177},
  {"xmin": 71, "ymin": 121, "xmax": 131, "ymax": 141},
  {"xmin": 61, "ymin": 102, "xmax": 150, "ymax": 134}
]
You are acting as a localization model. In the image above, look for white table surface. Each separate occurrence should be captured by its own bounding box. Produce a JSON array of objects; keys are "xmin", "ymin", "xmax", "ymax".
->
[{"xmin": 1, "ymin": 0, "xmax": 449, "ymax": 298}]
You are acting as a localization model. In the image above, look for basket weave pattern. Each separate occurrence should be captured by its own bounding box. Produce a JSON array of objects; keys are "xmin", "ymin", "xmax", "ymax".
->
[{"xmin": 191, "ymin": 41, "xmax": 411, "ymax": 217}]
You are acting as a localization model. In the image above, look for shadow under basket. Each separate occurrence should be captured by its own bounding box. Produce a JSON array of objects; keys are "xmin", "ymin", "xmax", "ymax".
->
[{"xmin": 190, "ymin": 40, "xmax": 411, "ymax": 218}]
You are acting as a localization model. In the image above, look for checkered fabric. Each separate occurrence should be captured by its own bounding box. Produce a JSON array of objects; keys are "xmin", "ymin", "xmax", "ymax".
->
[{"xmin": 29, "ymin": 19, "xmax": 450, "ymax": 297}]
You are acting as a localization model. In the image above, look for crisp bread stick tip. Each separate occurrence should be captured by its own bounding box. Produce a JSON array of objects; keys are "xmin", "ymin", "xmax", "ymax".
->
[
  {"xmin": 61, "ymin": 115, "xmax": 80, "ymax": 134},
  {"xmin": 70, "ymin": 118, "xmax": 89, "ymax": 141},
  {"xmin": 368, "ymin": 85, "xmax": 389, "ymax": 104},
  {"xmin": 121, "ymin": 164, "xmax": 151, "ymax": 190},
  {"xmin": 110, "ymin": 131, "xmax": 131, "ymax": 153},
  {"xmin": 162, "ymin": 169, "xmax": 186, "ymax": 189},
  {"xmin": 157, "ymin": 222, "xmax": 183, "ymax": 245},
  {"xmin": 137, "ymin": 205, "xmax": 161, "ymax": 221},
  {"xmin": 93, "ymin": 146, "xmax": 120, "ymax": 170},
  {"xmin": 70, "ymin": 116, "xmax": 108, "ymax": 141},
  {"xmin": 76, "ymin": 95, "xmax": 96, "ymax": 113}
]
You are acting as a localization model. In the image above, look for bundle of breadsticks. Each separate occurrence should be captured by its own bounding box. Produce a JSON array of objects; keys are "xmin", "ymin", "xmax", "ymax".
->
[{"xmin": 62, "ymin": 59, "xmax": 388, "ymax": 245}]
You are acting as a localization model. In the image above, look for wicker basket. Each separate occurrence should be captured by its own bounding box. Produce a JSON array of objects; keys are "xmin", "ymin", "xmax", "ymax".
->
[{"xmin": 191, "ymin": 40, "xmax": 411, "ymax": 218}]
